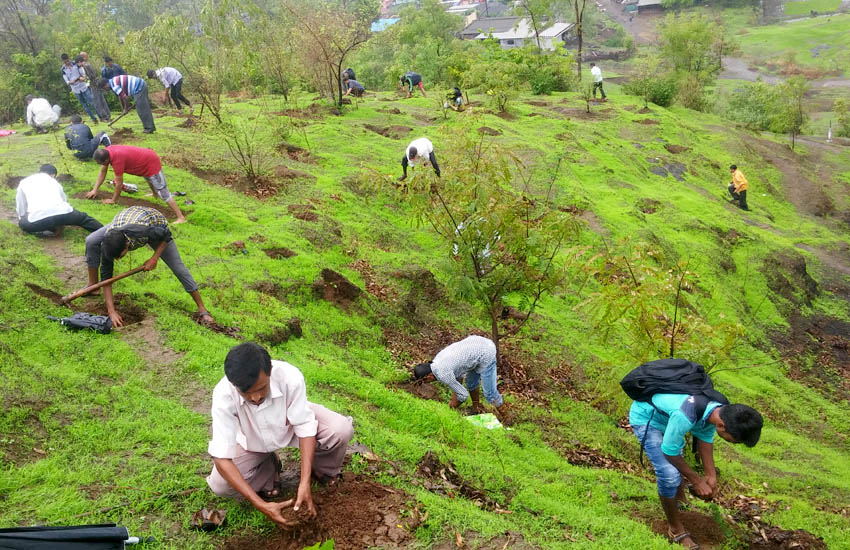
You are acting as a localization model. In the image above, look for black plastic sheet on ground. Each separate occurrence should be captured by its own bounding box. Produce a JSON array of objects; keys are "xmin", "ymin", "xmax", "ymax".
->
[{"xmin": 0, "ymin": 524, "xmax": 129, "ymax": 549}]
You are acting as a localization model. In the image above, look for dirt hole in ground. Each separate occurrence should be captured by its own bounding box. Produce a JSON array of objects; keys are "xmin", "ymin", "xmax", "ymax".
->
[
  {"xmin": 287, "ymin": 204, "xmax": 318, "ymax": 222},
  {"xmin": 257, "ymin": 318, "xmax": 303, "ymax": 346},
  {"xmin": 665, "ymin": 144, "xmax": 689, "ymax": 154},
  {"xmin": 526, "ymin": 100, "xmax": 549, "ymax": 107},
  {"xmin": 416, "ymin": 450, "xmax": 506, "ymax": 511},
  {"xmin": 558, "ymin": 442, "xmax": 641, "ymax": 474},
  {"xmin": 70, "ymin": 191, "xmax": 190, "ymax": 220},
  {"xmin": 83, "ymin": 294, "xmax": 146, "ymax": 325},
  {"xmin": 219, "ymin": 474, "xmax": 413, "ymax": 550},
  {"xmin": 397, "ymin": 379, "xmax": 442, "ymax": 401},
  {"xmin": 190, "ymin": 312, "xmax": 241, "ymax": 338},
  {"xmin": 272, "ymin": 103, "xmax": 326, "ymax": 120},
  {"xmin": 4, "ymin": 175, "xmax": 24, "ymax": 189},
  {"xmin": 637, "ymin": 198, "xmax": 662, "ymax": 214},
  {"xmin": 263, "ymin": 247, "xmax": 297, "ymax": 259},
  {"xmin": 650, "ymin": 511, "xmax": 727, "ymax": 550},
  {"xmin": 635, "ymin": 118, "xmax": 660, "ymax": 125},
  {"xmin": 249, "ymin": 280, "xmax": 285, "ymax": 299},
  {"xmin": 364, "ymin": 124, "xmax": 412, "ymax": 139},
  {"xmin": 110, "ymin": 127, "xmax": 136, "ymax": 143},
  {"xmin": 25, "ymin": 283, "xmax": 65, "ymax": 305},
  {"xmin": 477, "ymin": 126, "xmax": 501, "ymax": 136},
  {"xmin": 378, "ymin": 107, "xmax": 402, "ymax": 114},
  {"xmin": 277, "ymin": 142, "xmax": 315, "ymax": 163},
  {"xmin": 274, "ymin": 165, "xmax": 315, "ymax": 183},
  {"xmin": 312, "ymin": 268, "xmax": 362, "ymax": 308}
]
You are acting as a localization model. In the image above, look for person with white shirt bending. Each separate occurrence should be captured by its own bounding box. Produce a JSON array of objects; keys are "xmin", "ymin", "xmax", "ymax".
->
[
  {"xmin": 16, "ymin": 164, "xmax": 103, "ymax": 236},
  {"xmin": 147, "ymin": 67, "xmax": 193, "ymax": 112},
  {"xmin": 206, "ymin": 343, "xmax": 354, "ymax": 528},
  {"xmin": 590, "ymin": 62, "xmax": 607, "ymax": 101},
  {"xmin": 413, "ymin": 335, "xmax": 513, "ymax": 425},
  {"xmin": 25, "ymin": 95, "xmax": 61, "ymax": 133},
  {"xmin": 398, "ymin": 137, "xmax": 441, "ymax": 181}
]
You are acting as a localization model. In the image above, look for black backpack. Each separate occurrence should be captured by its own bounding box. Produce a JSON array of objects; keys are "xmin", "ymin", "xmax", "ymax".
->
[{"xmin": 47, "ymin": 312, "xmax": 113, "ymax": 334}]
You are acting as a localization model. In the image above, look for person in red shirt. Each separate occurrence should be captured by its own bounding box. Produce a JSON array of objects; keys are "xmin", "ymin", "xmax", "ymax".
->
[{"xmin": 86, "ymin": 145, "xmax": 187, "ymax": 223}]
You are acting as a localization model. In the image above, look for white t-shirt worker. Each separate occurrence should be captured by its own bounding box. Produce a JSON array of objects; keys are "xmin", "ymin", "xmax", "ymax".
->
[{"xmin": 399, "ymin": 137, "xmax": 441, "ymax": 181}]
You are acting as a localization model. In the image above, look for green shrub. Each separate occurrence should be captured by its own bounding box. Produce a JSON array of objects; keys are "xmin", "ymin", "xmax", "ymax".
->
[
  {"xmin": 676, "ymin": 74, "xmax": 711, "ymax": 111},
  {"xmin": 835, "ymin": 98, "xmax": 850, "ymax": 138},
  {"xmin": 725, "ymin": 80, "xmax": 781, "ymax": 131},
  {"xmin": 623, "ymin": 74, "xmax": 677, "ymax": 107}
]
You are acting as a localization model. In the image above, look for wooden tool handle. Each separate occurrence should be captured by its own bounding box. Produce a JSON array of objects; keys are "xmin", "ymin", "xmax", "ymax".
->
[{"xmin": 61, "ymin": 265, "xmax": 146, "ymax": 303}]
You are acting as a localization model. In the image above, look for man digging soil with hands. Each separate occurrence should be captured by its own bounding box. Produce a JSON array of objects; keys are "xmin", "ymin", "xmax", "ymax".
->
[
  {"xmin": 413, "ymin": 335, "xmax": 513, "ymax": 426},
  {"xmin": 624, "ymin": 358, "xmax": 763, "ymax": 549},
  {"xmin": 398, "ymin": 137, "xmax": 440, "ymax": 182},
  {"xmin": 206, "ymin": 342, "xmax": 354, "ymax": 528},
  {"xmin": 84, "ymin": 206, "xmax": 213, "ymax": 327},
  {"xmin": 87, "ymin": 146, "xmax": 187, "ymax": 223}
]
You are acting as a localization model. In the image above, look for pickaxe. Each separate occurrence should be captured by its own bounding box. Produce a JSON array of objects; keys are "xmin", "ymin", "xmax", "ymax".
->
[{"xmin": 61, "ymin": 265, "xmax": 145, "ymax": 303}]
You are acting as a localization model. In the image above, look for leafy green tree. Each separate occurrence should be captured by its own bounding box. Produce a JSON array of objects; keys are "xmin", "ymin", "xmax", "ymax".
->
[
  {"xmin": 725, "ymin": 79, "xmax": 781, "ymax": 131},
  {"xmin": 772, "ymin": 76, "xmax": 809, "ymax": 150},
  {"xmin": 389, "ymin": 126, "xmax": 579, "ymax": 360},
  {"xmin": 658, "ymin": 13, "xmax": 725, "ymax": 79},
  {"xmin": 834, "ymin": 98, "xmax": 850, "ymax": 138}
]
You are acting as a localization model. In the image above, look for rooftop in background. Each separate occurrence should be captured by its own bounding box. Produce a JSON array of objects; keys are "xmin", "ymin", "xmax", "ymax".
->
[
  {"xmin": 371, "ymin": 17, "xmax": 400, "ymax": 32},
  {"xmin": 460, "ymin": 15, "xmax": 522, "ymax": 39}
]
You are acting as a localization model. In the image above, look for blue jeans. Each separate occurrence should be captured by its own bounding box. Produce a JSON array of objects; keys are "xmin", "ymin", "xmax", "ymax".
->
[
  {"xmin": 465, "ymin": 360, "xmax": 503, "ymax": 407},
  {"xmin": 633, "ymin": 424, "xmax": 682, "ymax": 498},
  {"xmin": 76, "ymin": 88, "xmax": 98, "ymax": 122}
]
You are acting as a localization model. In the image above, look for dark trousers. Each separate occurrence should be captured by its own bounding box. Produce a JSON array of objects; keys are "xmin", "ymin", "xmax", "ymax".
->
[
  {"xmin": 91, "ymin": 86, "xmax": 111, "ymax": 121},
  {"xmin": 133, "ymin": 83, "xmax": 156, "ymax": 132},
  {"xmin": 19, "ymin": 210, "xmax": 103, "ymax": 234},
  {"xmin": 593, "ymin": 81, "xmax": 606, "ymax": 99},
  {"xmin": 728, "ymin": 185, "xmax": 749, "ymax": 210},
  {"xmin": 74, "ymin": 132, "xmax": 108, "ymax": 160},
  {"xmin": 170, "ymin": 79, "xmax": 191, "ymax": 110}
]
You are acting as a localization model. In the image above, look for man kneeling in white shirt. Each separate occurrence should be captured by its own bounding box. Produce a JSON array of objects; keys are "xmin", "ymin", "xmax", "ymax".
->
[
  {"xmin": 16, "ymin": 164, "xmax": 103, "ymax": 236},
  {"xmin": 207, "ymin": 342, "xmax": 354, "ymax": 528},
  {"xmin": 25, "ymin": 95, "xmax": 61, "ymax": 133}
]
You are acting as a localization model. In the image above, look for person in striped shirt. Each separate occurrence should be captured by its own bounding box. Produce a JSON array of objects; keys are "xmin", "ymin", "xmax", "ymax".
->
[
  {"xmin": 98, "ymin": 74, "xmax": 156, "ymax": 134},
  {"xmin": 84, "ymin": 206, "xmax": 212, "ymax": 327},
  {"xmin": 413, "ymin": 335, "xmax": 512, "ymax": 425}
]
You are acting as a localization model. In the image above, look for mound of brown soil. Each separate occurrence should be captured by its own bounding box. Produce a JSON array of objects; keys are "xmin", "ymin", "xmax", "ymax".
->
[
  {"xmin": 378, "ymin": 107, "xmax": 402, "ymax": 114},
  {"xmin": 364, "ymin": 124, "xmax": 412, "ymax": 139},
  {"xmin": 277, "ymin": 142, "xmax": 315, "ymax": 163},
  {"xmin": 665, "ymin": 144, "xmax": 688, "ymax": 154},
  {"xmin": 178, "ymin": 117, "xmax": 197, "ymax": 129},
  {"xmin": 526, "ymin": 100, "xmax": 549, "ymax": 107},
  {"xmin": 287, "ymin": 204, "xmax": 318, "ymax": 222},
  {"xmin": 190, "ymin": 312, "xmax": 241, "ymax": 338},
  {"xmin": 477, "ymin": 126, "xmax": 501, "ymax": 136},
  {"xmin": 417, "ymin": 450, "xmax": 504, "ymax": 510},
  {"xmin": 635, "ymin": 118, "xmax": 660, "ymax": 125},
  {"xmin": 257, "ymin": 318, "xmax": 303, "ymax": 345},
  {"xmin": 110, "ymin": 127, "xmax": 136, "ymax": 143},
  {"xmin": 312, "ymin": 268, "xmax": 362, "ymax": 307},
  {"xmin": 560, "ymin": 443, "xmax": 641, "ymax": 474},
  {"xmin": 71, "ymin": 191, "xmax": 188, "ymax": 219},
  {"xmin": 263, "ymin": 247, "xmax": 297, "ymax": 259},
  {"xmin": 219, "ymin": 475, "xmax": 413, "ymax": 550},
  {"xmin": 495, "ymin": 111, "xmax": 516, "ymax": 120},
  {"xmin": 650, "ymin": 511, "xmax": 726, "ymax": 550},
  {"xmin": 763, "ymin": 251, "xmax": 819, "ymax": 307},
  {"xmin": 274, "ymin": 165, "xmax": 315, "ymax": 182},
  {"xmin": 637, "ymin": 198, "xmax": 662, "ymax": 214}
]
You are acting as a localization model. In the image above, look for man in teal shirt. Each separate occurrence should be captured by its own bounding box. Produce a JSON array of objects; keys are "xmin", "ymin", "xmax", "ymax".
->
[{"xmin": 630, "ymin": 394, "xmax": 762, "ymax": 549}]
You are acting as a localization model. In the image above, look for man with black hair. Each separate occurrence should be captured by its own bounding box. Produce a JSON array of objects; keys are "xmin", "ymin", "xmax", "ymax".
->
[
  {"xmin": 728, "ymin": 164, "xmax": 749, "ymax": 211},
  {"xmin": 98, "ymin": 74, "xmax": 156, "ymax": 134},
  {"xmin": 100, "ymin": 56, "xmax": 126, "ymax": 80},
  {"xmin": 86, "ymin": 146, "xmax": 186, "ymax": 223},
  {"xmin": 147, "ymin": 67, "xmax": 193, "ymax": 112},
  {"xmin": 16, "ymin": 164, "xmax": 102, "ymax": 236},
  {"xmin": 342, "ymin": 67, "xmax": 356, "ymax": 81},
  {"xmin": 446, "ymin": 87, "xmax": 463, "ymax": 111},
  {"xmin": 62, "ymin": 54, "xmax": 99, "ymax": 124},
  {"xmin": 629, "ymin": 392, "xmax": 763, "ymax": 549},
  {"xmin": 412, "ymin": 335, "xmax": 512, "ymax": 425},
  {"xmin": 65, "ymin": 114, "xmax": 111, "ymax": 160},
  {"xmin": 398, "ymin": 137, "xmax": 440, "ymax": 181},
  {"xmin": 84, "ymin": 206, "xmax": 212, "ymax": 327},
  {"xmin": 400, "ymin": 71, "xmax": 426, "ymax": 98},
  {"xmin": 206, "ymin": 342, "xmax": 354, "ymax": 528},
  {"xmin": 80, "ymin": 52, "xmax": 111, "ymax": 122},
  {"xmin": 342, "ymin": 76, "xmax": 365, "ymax": 98}
]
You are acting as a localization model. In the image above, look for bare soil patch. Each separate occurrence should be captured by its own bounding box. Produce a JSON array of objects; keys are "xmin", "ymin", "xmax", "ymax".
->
[
  {"xmin": 276, "ymin": 142, "xmax": 315, "ymax": 164},
  {"xmin": 349, "ymin": 258, "xmax": 396, "ymax": 302},
  {"xmin": 273, "ymin": 103, "xmax": 327, "ymax": 120},
  {"xmin": 637, "ymin": 198, "xmax": 662, "ymax": 214},
  {"xmin": 257, "ymin": 318, "xmax": 303, "ymax": 346},
  {"xmin": 762, "ymin": 251, "xmax": 819, "ymax": 307},
  {"xmin": 219, "ymin": 475, "xmax": 413, "ymax": 550},
  {"xmin": 416, "ymin": 450, "xmax": 507, "ymax": 511},
  {"xmin": 377, "ymin": 107, "xmax": 402, "ymax": 115},
  {"xmin": 635, "ymin": 118, "xmax": 660, "ymax": 125},
  {"xmin": 397, "ymin": 379, "xmax": 442, "ymax": 401},
  {"xmin": 526, "ymin": 100, "xmax": 549, "ymax": 107},
  {"xmin": 250, "ymin": 280, "xmax": 286, "ymax": 299},
  {"xmin": 432, "ymin": 531, "xmax": 538, "ymax": 550},
  {"xmin": 274, "ymin": 165, "xmax": 315, "ymax": 183},
  {"xmin": 477, "ymin": 126, "xmax": 502, "ymax": 136},
  {"xmin": 649, "ymin": 510, "xmax": 727, "ymax": 550},
  {"xmin": 363, "ymin": 124, "xmax": 413, "ymax": 140},
  {"xmin": 188, "ymin": 168, "xmax": 280, "ymax": 200},
  {"xmin": 495, "ymin": 111, "xmax": 517, "ymax": 120},
  {"xmin": 71, "ymin": 191, "xmax": 188, "ymax": 220},
  {"xmin": 110, "ymin": 127, "xmax": 137, "ymax": 143},
  {"xmin": 263, "ymin": 247, "xmax": 297, "ymax": 259},
  {"xmin": 665, "ymin": 144, "xmax": 689, "ymax": 154},
  {"xmin": 190, "ymin": 312, "xmax": 241, "ymax": 338},
  {"xmin": 25, "ymin": 282, "xmax": 65, "ymax": 305},
  {"xmin": 774, "ymin": 313, "xmax": 850, "ymax": 398},
  {"xmin": 725, "ymin": 494, "xmax": 827, "ymax": 550},
  {"xmin": 178, "ymin": 117, "xmax": 197, "ymax": 129},
  {"xmin": 287, "ymin": 203, "xmax": 318, "ymax": 222},
  {"xmin": 82, "ymin": 293, "xmax": 146, "ymax": 326},
  {"xmin": 312, "ymin": 268, "xmax": 362, "ymax": 308}
]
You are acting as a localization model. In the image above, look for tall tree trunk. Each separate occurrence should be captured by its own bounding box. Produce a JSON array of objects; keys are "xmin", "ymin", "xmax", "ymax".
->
[{"xmin": 489, "ymin": 302, "xmax": 501, "ymax": 366}]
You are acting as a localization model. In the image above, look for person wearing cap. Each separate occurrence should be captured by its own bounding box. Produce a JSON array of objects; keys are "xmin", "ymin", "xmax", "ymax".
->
[
  {"xmin": 400, "ymin": 71, "xmax": 426, "ymax": 98},
  {"xmin": 100, "ymin": 56, "xmax": 126, "ymax": 80},
  {"xmin": 413, "ymin": 335, "xmax": 512, "ymax": 425},
  {"xmin": 84, "ymin": 206, "xmax": 212, "ymax": 327},
  {"xmin": 728, "ymin": 165, "xmax": 749, "ymax": 211},
  {"xmin": 16, "ymin": 164, "xmax": 103, "ymax": 236},
  {"xmin": 79, "ymin": 52, "xmax": 111, "ymax": 122},
  {"xmin": 65, "ymin": 114, "xmax": 111, "ymax": 160},
  {"xmin": 398, "ymin": 137, "xmax": 440, "ymax": 181},
  {"xmin": 25, "ymin": 95, "xmax": 60, "ymax": 132},
  {"xmin": 206, "ymin": 342, "xmax": 354, "ymax": 528},
  {"xmin": 98, "ymin": 74, "xmax": 156, "ymax": 133},
  {"xmin": 61, "ymin": 53, "xmax": 99, "ymax": 124},
  {"xmin": 147, "ymin": 67, "xmax": 193, "ymax": 113},
  {"xmin": 86, "ymin": 145, "xmax": 186, "ymax": 223}
]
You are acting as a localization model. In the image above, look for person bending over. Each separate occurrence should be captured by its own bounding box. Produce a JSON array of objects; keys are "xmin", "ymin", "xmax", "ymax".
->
[
  {"xmin": 398, "ymin": 137, "xmax": 440, "ymax": 181},
  {"xmin": 16, "ymin": 164, "xmax": 102, "ymax": 236},
  {"xmin": 206, "ymin": 342, "xmax": 354, "ymax": 528},
  {"xmin": 400, "ymin": 71, "xmax": 426, "ymax": 98},
  {"xmin": 84, "ymin": 206, "xmax": 212, "ymax": 326},
  {"xmin": 65, "ymin": 114, "xmax": 111, "ymax": 160},
  {"xmin": 343, "ymin": 77, "xmax": 365, "ymax": 98},
  {"xmin": 413, "ymin": 335, "xmax": 512, "ymax": 425},
  {"xmin": 147, "ymin": 67, "xmax": 193, "ymax": 113}
]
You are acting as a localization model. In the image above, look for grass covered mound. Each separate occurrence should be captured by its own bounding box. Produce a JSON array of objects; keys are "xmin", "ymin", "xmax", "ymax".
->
[{"xmin": 1, "ymin": 88, "xmax": 849, "ymax": 549}]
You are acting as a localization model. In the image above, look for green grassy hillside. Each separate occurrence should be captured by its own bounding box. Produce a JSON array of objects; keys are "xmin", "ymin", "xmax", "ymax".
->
[{"xmin": 1, "ymin": 89, "xmax": 849, "ymax": 549}]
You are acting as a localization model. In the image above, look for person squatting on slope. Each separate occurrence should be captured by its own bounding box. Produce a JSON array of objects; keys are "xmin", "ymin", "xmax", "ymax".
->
[
  {"xmin": 446, "ymin": 86, "xmax": 464, "ymax": 111},
  {"xmin": 626, "ymin": 358, "xmax": 763, "ymax": 549},
  {"xmin": 400, "ymin": 71, "xmax": 426, "ymax": 98},
  {"xmin": 398, "ymin": 137, "xmax": 440, "ymax": 181},
  {"xmin": 87, "ymin": 145, "xmax": 187, "ymax": 223},
  {"xmin": 343, "ymin": 76, "xmax": 365, "ymax": 98},
  {"xmin": 65, "ymin": 115, "xmax": 111, "ymax": 160},
  {"xmin": 147, "ymin": 67, "xmax": 193, "ymax": 112},
  {"xmin": 16, "ymin": 164, "xmax": 102, "ymax": 237},
  {"xmin": 84, "ymin": 206, "xmax": 213, "ymax": 327},
  {"xmin": 25, "ymin": 95, "xmax": 60, "ymax": 133},
  {"xmin": 728, "ymin": 164, "xmax": 749, "ymax": 211},
  {"xmin": 206, "ymin": 342, "xmax": 354, "ymax": 528},
  {"xmin": 413, "ymin": 335, "xmax": 513, "ymax": 426},
  {"xmin": 98, "ymin": 74, "xmax": 156, "ymax": 134}
]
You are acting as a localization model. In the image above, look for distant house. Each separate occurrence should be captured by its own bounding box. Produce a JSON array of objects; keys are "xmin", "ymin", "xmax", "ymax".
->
[
  {"xmin": 636, "ymin": 0, "xmax": 664, "ymax": 12},
  {"xmin": 460, "ymin": 16, "xmax": 574, "ymax": 50}
]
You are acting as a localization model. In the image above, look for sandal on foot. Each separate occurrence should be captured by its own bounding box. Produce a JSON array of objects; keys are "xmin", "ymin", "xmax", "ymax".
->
[
  {"xmin": 257, "ymin": 481, "xmax": 283, "ymax": 501},
  {"xmin": 668, "ymin": 529, "xmax": 699, "ymax": 550}
]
